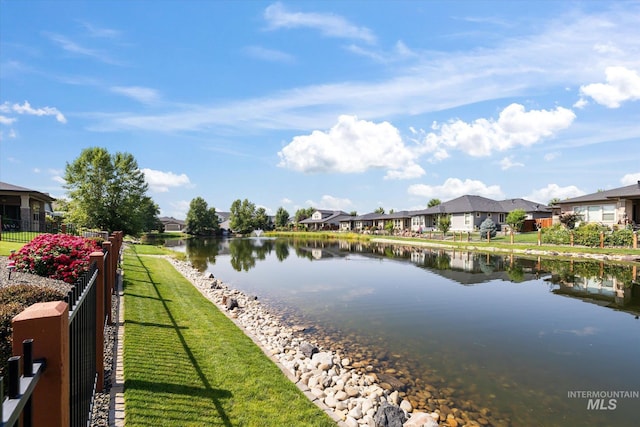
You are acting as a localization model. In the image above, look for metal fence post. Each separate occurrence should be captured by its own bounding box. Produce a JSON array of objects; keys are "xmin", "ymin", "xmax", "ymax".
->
[
  {"xmin": 12, "ymin": 301, "xmax": 70, "ymax": 427},
  {"xmin": 90, "ymin": 251, "xmax": 105, "ymax": 393}
]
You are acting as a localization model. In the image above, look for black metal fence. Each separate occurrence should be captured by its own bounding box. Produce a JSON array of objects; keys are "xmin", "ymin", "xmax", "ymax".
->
[
  {"xmin": 0, "ymin": 340, "xmax": 46, "ymax": 427},
  {"xmin": 66, "ymin": 259, "xmax": 99, "ymax": 427},
  {"xmin": 0, "ymin": 217, "xmax": 78, "ymax": 243}
]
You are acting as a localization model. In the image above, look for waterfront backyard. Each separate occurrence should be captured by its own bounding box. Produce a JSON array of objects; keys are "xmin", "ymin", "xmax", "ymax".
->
[{"xmin": 121, "ymin": 246, "xmax": 336, "ymax": 426}]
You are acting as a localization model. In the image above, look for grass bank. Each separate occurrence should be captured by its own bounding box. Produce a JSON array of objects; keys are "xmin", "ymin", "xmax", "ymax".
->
[
  {"xmin": 265, "ymin": 231, "xmax": 639, "ymax": 260},
  {"xmin": 122, "ymin": 246, "xmax": 335, "ymax": 427}
]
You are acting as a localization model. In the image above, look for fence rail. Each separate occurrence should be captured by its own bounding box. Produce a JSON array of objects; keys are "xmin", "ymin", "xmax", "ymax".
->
[
  {"xmin": 2, "ymin": 230, "xmax": 123, "ymax": 427},
  {"xmin": 1, "ymin": 340, "xmax": 46, "ymax": 427},
  {"xmin": 66, "ymin": 260, "xmax": 99, "ymax": 427},
  {"xmin": 0, "ymin": 217, "xmax": 79, "ymax": 243}
]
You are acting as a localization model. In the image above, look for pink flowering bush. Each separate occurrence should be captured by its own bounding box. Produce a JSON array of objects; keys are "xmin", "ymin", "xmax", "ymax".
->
[{"xmin": 9, "ymin": 234, "xmax": 102, "ymax": 284}]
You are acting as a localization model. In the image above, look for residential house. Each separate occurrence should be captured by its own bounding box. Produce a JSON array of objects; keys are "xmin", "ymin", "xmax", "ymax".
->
[
  {"xmin": 217, "ymin": 211, "xmax": 231, "ymax": 234},
  {"xmin": 410, "ymin": 195, "xmax": 551, "ymax": 232},
  {"xmin": 340, "ymin": 212, "xmax": 380, "ymax": 231},
  {"xmin": 0, "ymin": 181, "xmax": 55, "ymax": 232},
  {"xmin": 159, "ymin": 216, "xmax": 185, "ymax": 232},
  {"xmin": 554, "ymin": 181, "xmax": 640, "ymax": 228},
  {"xmin": 299, "ymin": 209, "xmax": 352, "ymax": 230}
]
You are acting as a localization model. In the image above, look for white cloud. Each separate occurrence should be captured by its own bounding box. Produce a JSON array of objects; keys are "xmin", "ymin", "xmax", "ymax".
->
[
  {"xmin": 44, "ymin": 32, "xmax": 121, "ymax": 65},
  {"xmin": 244, "ymin": 46, "xmax": 295, "ymax": 63},
  {"xmin": 264, "ymin": 2, "xmax": 376, "ymax": 44},
  {"xmin": 384, "ymin": 163, "xmax": 425, "ymax": 180},
  {"xmin": 6, "ymin": 101, "xmax": 66, "ymax": 123},
  {"xmin": 277, "ymin": 115, "xmax": 424, "ymax": 179},
  {"xmin": 544, "ymin": 152, "xmax": 560, "ymax": 161},
  {"xmin": 499, "ymin": 156, "xmax": 524, "ymax": 170},
  {"xmin": 111, "ymin": 86, "xmax": 160, "ymax": 104},
  {"xmin": 579, "ymin": 66, "xmax": 640, "ymax": 108},
  {"xmin": 79, "ymin": 21, "xmax": 121, "ymax": 39},
  {"xmin": 593, "ymin": 42, "xmax": 622, "ymax": 55},
  {"xmin": 0, "ymin": 115, "xmax": 16, "ymax": 125},
  {"xmin": 52, "ymin": 175, "xmax": 66, "ymax": 184},
  {"xmin": 621, "ymin": 172, "xmax": 640, "ymax": 185},
  {"xmin": 304, "ymin": 195, "xmax": 353, "ymax": 211},
  {"xmin": 525, "ymin": 184, "xmax": 585, "ymax": 204},
  {"xmin": 141, "ymin": 168, "xmax": 191, "ymax": 193},
  {"xmin": 93, "ymin": 7, "xmax": 640, "ymax": 137},
  {"xmin": 165, "ymin": 200, "xmax": 191, "ymax": 219},
  {"xmin": 407, "ymin": 178, "xmax": 504, "ymax": 200},
  {"xmin": 572, "ymin": 98, "xmax": 588, "ymax": 109},
  {"xmin": 281, "ymin": 198, "xmax": 293, "ymax": 205},
  {"xmin": 419, "ymin": 104, "xmax": 576, "ymax": 158}
]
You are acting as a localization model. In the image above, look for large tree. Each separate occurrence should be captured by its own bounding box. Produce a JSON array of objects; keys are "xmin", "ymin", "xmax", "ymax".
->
[
  {"xmin": 294, "ymin": 207, "xmax": 315, "ymax": 223},
  {"xmin": 64, "ymin": 147, "xmax": 159, "ymax": 236},
  {"xmin": 427, "ymin": 198, "xmax": 441, "ymax": 208},
  {"xmin": 229, "ymin": 198, "xmax": 256, "ymax": 234},
  {"xmin": 274, "ymin": 207, "xmax": 290, "ymax": 228},
  {"xmin": 254, "ymin": 207, "xmax": 270, "ymax": 230},
  {"xmin": 185, "ymin": 197, "xmax": 219, "ymax": 235}
]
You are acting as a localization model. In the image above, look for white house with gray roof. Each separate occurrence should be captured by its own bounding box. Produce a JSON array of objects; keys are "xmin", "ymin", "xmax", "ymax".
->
[
  {"xmin": 554, "ymin": 181, "xmax": 640, "ymax": 228},
  {"xmin": 410, "ymin": 195, "xmax": 551, "ymax": 232}
]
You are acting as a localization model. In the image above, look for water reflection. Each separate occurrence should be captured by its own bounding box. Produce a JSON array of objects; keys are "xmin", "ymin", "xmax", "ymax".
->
[
  {"xmin": 169, "ymin": 237, "xmax": 640, "ymax": 426},
  {"xmin": 178, "ymin": 237, "xmax": 639, "ymax": 308}
]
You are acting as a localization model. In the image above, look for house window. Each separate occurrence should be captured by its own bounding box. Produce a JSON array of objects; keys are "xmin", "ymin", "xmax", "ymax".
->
[
  {"xmin": 476, "ymin": 212, "xmax": 481, "ymax": 217},
  {"xmin": 588, "ymin": 206, "xmax": 601, "ymax": 222},
  {"xmin": 464, "ymin": 213, "xmax": 471, "ymax": 225},
  {"xmin": 499, "ymin": 213, "xmax": 505, "ymax": 223},
  {"xmin": 602, "ymin": 204, "xmax": 615, "ymax": 222},
  {"xmin": 487, "ymin": 213, "xmax": 492, "ymax": 217}
]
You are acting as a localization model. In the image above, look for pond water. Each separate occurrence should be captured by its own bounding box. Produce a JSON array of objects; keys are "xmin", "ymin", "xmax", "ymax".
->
[{"xmin": 167, "ymin": 237, "xmax": 640, "ymax": 427}]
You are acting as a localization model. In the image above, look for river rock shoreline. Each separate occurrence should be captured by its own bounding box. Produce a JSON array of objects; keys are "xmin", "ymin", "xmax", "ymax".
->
[{"xmin": 167, "ymin": 256, "xmax": 480, "ymax": 427}]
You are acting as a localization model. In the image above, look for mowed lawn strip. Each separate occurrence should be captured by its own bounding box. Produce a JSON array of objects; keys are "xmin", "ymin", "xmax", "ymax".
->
[{"xmin": 123, "ymin": 246, "xmax": 335, "ymax": 427}]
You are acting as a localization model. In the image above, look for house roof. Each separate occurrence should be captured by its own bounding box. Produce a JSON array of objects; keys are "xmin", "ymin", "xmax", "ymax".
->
[
  {"xmin": 413, "ymin": 195, "xmax": 549, "ymax": 216},
  {"xmin": 498, "ymin": 198, "xmax": 550, "ymax": 213},
  {"xmin": 159, "ymin": 216, "xmax": 185, "ymax": 226},
  {"xmin": 557, "ymin": 182, "xmax": 640, "ymax": 204},
  {"xmin": 299, "ymin": 210, "xmax": 351, "ymax": 224},
  {"xmin": 422, "ymin": 195, "xmax": 505, "ymax": 215},
  {"xmin": 0, "ymin": 181, "xmax": 56, "ymax": 202},
  {"xmin": 345, "ymin": 212, "xmax": 383, "ymax": 222}
]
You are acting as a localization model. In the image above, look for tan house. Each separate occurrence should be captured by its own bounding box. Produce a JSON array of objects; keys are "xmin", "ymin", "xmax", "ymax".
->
[
  {"xmin": 0, "ymin": 181, "xmax": 56, "ymax": 232},
  {"xmin": 159, "ymin": 216, "xmax": 186, "ymax": 232},
  {"xmin": 555, "ymin": 181, "xmax": 640, "ymax": 228}
]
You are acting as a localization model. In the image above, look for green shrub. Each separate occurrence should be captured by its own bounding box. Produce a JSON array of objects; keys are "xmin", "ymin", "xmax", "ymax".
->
[
  {"xmin": 479, "ymin": 218, "xmax": 497, "ymax": 239},
  {"xmin": 541, "ymin": 223, "xmax": 571, "ymax": 245},
  {"xmin": 574, "ymin": 223, "xmax": 609, "ymax": 247},
  {"xmin": 606, "ymin": 228, "xmax": 634, "ymax": 247}
]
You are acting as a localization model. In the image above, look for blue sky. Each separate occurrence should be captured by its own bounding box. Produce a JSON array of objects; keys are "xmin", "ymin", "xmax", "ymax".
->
[{"xmin": 1, "ymin": 1, "xmax": 639, "ymax": 219}]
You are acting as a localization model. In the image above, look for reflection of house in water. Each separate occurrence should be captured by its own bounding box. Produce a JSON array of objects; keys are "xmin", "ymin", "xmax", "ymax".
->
[
  {"xmin": 548, "ymin": 274, "xmax": 640, "ymax": 316},
  {"xmin": 410, "ymin": 249, "xmax": 542, "ymax": 285}
]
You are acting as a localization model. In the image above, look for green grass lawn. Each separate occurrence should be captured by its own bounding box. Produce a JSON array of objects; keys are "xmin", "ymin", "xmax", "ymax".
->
[
  {"xmin": 0, "ymin": 241, "xmax": 25, "ymax": 256},
  {"xmin": 122, "ymin": 246, "xmax": 335, "ymax": 427}
]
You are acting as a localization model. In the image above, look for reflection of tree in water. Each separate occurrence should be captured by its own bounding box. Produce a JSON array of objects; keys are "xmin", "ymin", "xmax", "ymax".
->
[
  {"xmin": 506, "ymin": 264, "xmax": 525, "ymax": 282},
  {"xmin": 185, "ymin": 238, "xmax": 222, "ymax": 272},
  {"xmin": 542, "ymin": 258, "xmax": 636, "ymax": 286},
  {"xmin": 228, "ymin": 238, "xmax": 276, "ymax": 272},
  {"xmin": 420, "ymin": 251, "xmax": 451, "ymax": 270},
  {"xmin": 274, "ymin": 240, "xmax": 290, "ymax": 262}
]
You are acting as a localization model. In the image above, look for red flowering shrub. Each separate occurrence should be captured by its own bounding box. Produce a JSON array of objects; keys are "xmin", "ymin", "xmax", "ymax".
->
[{"xmin": 8, "ymin": 234, "xmax": 102, "ymax": 284}]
